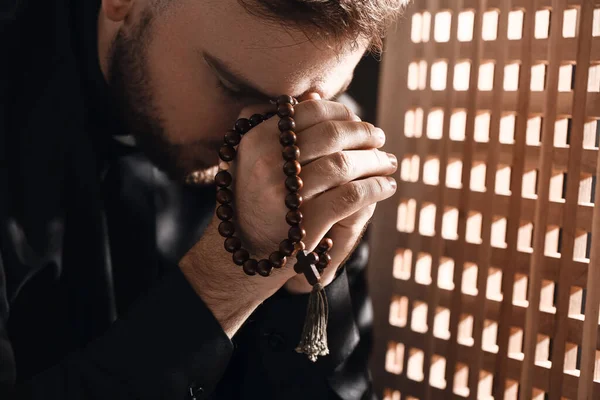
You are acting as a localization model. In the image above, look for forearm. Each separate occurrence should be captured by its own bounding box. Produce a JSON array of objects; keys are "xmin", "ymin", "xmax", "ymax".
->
[
  {"xmin": 180, "ymin": 259, "xmax": 263, "ymax": 339},
  {"xmin": 179, "ymin": 232, "xmax": 273, "ymax": 339}
]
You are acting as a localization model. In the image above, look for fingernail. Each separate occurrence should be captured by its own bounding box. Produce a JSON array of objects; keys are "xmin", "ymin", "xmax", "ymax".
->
[
  {"xmin": 377, "ymin": 128, "xmax": 386, "ymax": 142},
  {"xmin": 387, "ymin": 153, "xmax": 397, "ymax": 168},
  {"xmin": 387, "ymin": 176, "xmax": 397, "ymax": 190}
]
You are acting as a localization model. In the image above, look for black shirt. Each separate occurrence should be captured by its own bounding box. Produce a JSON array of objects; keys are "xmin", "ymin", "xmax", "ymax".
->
[{"xmin": 0, "ymin": 0, "xmax": 375, "ymax": 399}]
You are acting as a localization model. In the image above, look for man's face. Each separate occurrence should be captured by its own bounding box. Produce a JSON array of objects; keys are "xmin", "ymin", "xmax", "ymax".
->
[{"xmin": 105, "ymin": 0, "xmax": 367, "ymax": 181}]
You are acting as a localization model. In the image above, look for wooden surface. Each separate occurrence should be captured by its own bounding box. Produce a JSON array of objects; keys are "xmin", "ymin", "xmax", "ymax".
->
[{"xmin": 368, "ymin": 1, "xmax": 600, "ymax": 398}]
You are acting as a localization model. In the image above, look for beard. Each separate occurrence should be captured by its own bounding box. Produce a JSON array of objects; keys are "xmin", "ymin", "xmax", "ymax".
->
[{"xmin": 106, "ymin": 9, "xmax": 218, "ymax": 183}]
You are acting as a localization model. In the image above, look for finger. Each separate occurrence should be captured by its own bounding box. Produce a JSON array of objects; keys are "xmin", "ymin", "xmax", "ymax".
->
[
  {"xmin": 295, "ymin": 121, "xmax": 386, "ymax": 165},
  {"xmin": 235, "ymin": 105, "xmax": 281, "ymax": 169},
  {"xmin": 300, "ymin": 149, "xmax": 397, "ymax": 200},
  {"xmin": 317, "ymin": 204, "xmax": 376, "ymax": 285},
  {"xmin": 301, "ymin": 176, "xmax": 397, "ymax": 241},
  {"xmin": 298, "ymin": 92, "xmax": 321, "ymax": 102},
  {"xmin": 236, "ymin": 100, "xmax": 370, "ymax": 168},
  {"xmin": 292, "ymin": 99, "xmax": 360, "ymax": 132}
]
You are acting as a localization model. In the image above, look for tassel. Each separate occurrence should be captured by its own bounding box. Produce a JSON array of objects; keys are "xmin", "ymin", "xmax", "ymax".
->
[{"xmin": 295, "ymin": 283, "xmax": 330, "ymax": 362}]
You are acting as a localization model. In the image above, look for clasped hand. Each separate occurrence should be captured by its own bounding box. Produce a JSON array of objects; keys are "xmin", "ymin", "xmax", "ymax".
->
[
  {"xmin": 179, "ymin": 95, "xmax": 397, "ymax": 337},
  {"xmin": 232, "ymin": 97, "xmax": 398, "ymax": 293}
]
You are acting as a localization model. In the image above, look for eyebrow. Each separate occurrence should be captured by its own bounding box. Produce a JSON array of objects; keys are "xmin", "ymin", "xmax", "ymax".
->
[{"xmin": 202, "ymin": 51, "xmax": 352, "ymax": 102}]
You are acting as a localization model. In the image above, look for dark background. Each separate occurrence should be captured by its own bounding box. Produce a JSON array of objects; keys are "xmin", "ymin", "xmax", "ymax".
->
[{"xmin": 347, "ymin": 55, "xmax": 382, "ymax": 124}]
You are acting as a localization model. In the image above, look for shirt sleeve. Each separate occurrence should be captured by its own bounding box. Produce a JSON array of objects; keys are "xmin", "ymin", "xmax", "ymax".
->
[
  {"xmin": 216, "ymin": 239, "xmax": 376, "ymax": 400},
  {"xmin": 8, "ymin": 267, "xmax": 234, "ymax": 400}
]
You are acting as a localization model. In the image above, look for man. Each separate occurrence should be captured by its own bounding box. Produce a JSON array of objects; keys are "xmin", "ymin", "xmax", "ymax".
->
[{"xmin": 0, "ymin": 0, "xmax": 404, "ymax": 398}]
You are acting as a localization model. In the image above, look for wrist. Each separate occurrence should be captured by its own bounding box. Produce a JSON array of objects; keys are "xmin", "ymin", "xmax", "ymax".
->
[
  {"xmin": 284, "ymin": 276, "xmax": 314, "ymax": 294},
  {"xmin": 179, "ymin": 244, "xmax": 265, "ymax": 338}
]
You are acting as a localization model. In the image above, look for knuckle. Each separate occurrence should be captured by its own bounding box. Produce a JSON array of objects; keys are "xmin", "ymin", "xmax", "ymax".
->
[
  {"xmin": 303, "ymin": 99, "xmax": 328, "ymax": 121},
  {"xmin": 329, "ymin": 182, "xmax": 363, "ymax": 217},
  {"xmin": 363, "ymin": 122, "xmax": 379, "ymax": 139},
  {"xmin": 373, "ymin": 176, "xmax": 388, "ymax": 194},
  {"xmin": 360, "ymin": 121, "xmax": 373, "ymax": 135},
  {"xmin": 331, "ymin": 151, "xmax": 352, "ymax": 177},
  {"xmin": 343, "ymin": 181, "xmax": 365, "ymax": 205},
  {"xmin": 341, "ymin": 103, "xmax": 354, "ymax": 120},
  {"xmin": 375, "ymin": 149, "xmax": 391, "ymax": 168},
  {"xmin": 323, "ymin": 120, "xmax": 343, "ymax": 144}
]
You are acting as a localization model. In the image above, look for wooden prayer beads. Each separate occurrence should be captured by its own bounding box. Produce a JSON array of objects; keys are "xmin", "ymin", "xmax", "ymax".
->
[{"xmin": 214, "ymin": 95, "xmax": 332, "ymax": 281}]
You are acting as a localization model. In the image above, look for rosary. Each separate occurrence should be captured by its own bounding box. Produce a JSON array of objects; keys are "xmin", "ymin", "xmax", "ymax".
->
[{"xmin": 189, "ymin": 95, "xmax": 332, "ymax": 362}]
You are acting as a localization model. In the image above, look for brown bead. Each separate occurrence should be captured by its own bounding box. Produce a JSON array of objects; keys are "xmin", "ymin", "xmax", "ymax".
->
[
  {"xmin": 288, "ymin": 225, "xmax": 306, "ymax": 242},
  {"xmin": 285, "ymin": 176, "xmax": 303, "ymax": 192},
  {"xmin": 277, "ymin": 103, "xmax": 295, "ymax": 118},
  {"xmin": 216, "ymin": 188, "xmax": 234, "ymax": 204},
  {"xmin": 224, "ymin": 130, "xmax": 241, "ymax": 146},
  {"xmin": 278, "ymin": 117, "xmax": 296, "ymax": 132},
  {"xmin": 216, "ymin": 205, "xmax": 234, "ymax": 221},
  {"xmin": 276, "ymin": 95, "xmax": 294, "ymax": 105},
  {"xmin": 279, "ymin": 239, "xmax": 295, "ymax": 256},
  {"xmin": 218, "ymin": 221, "xmax": 235, "ymax": 237},
  {"xmin": 215, "ymin": 170, "xmax": 232, "ymax": 187},
  {"xmin": 283, "ymin": 160, "xmax": 301, "ymax": 176},
  {"xmin": 317, "ymin": 237, "xmax": 334, "ymax": 253},
  {"xmin": 269, "ymin": 251, "xmax": 287, "ymax": 268},
  {"xmin": 224, "ymin": 237, "xmax": 242, "ymax": 253},
  {"xmin": 257, "ymin": 259, "xmax": 273, "ymax": 277},
  {"xmin": 249, "ymin": 113, "xmax": 264, "ymax": 127},
  {"xmin": 233, "ymin": 249, "xmax": 250, "ymax": 266},
  {"xmin": 282, "ymin": 145, "xmax": 300, "ymax": 161},
  {"xmin": 279, "ymin": 131, "xmax": 297, "ymax": 146},
  {"xmin": 316, "ymin": 253, "xmax": 332, "ymax": 269},
  {"xmin": 243, "ymin": 259, "xmax": 258, "ymax": 276},
  {"xmin": 286, "ymin": 210, "xmax": 303, "ymax": 225},
  {"xmin": 293, "ymin": 241, "xmax": 306, "ymax": 255},
  {"xmin": 285, "ymin": 192, "xmax": 303, "ymax": 210},
  {"xmin": 219, "ymin": 145, "xmax": 236, "ymax": 162},
  {"xmin": 235, "ymin": 118, "xmax": 252, "ymax": 134}
]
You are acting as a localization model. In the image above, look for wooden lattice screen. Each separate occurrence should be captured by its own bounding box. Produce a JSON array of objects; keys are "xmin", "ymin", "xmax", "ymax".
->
[{"xmin": 367, "ymin": 0, "xmax": 600, "ymax": 398}]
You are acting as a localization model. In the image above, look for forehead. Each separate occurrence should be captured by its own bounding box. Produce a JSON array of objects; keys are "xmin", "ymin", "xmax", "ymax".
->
[{"xmin": 157, "ymin": 0, "xmax": 367, "ymax": 98}]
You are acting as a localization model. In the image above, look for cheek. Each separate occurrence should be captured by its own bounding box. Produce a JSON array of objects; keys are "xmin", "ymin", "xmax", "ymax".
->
[{"xmin": 144, "ymin": 27, "xmax": 241, "ymax": 144}]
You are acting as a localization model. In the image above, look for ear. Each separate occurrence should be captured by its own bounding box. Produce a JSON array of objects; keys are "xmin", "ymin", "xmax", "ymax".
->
[{"xmin": 102, "ymin": 0, "xmax": 135, "ymax": 22}]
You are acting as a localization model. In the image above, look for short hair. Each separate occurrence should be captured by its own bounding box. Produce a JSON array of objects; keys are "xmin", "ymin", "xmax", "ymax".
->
[{"xmin": 237, "ymin": 0, "xmax": 409, "ymax": 53}]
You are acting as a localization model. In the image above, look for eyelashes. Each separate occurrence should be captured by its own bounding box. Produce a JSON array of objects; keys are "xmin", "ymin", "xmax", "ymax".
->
[
  {"xmin": 215, "ymin": 79, "xmax": 244, "ymax": 100},
  {"xmin": 215, "ymin": 79, "xmax": 265, "ymax": 104}
]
